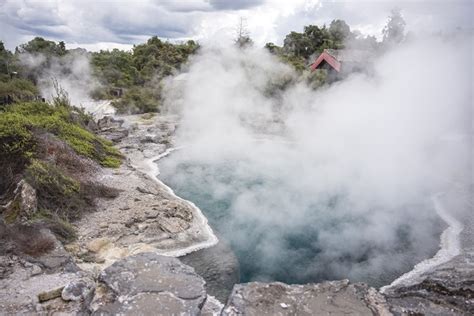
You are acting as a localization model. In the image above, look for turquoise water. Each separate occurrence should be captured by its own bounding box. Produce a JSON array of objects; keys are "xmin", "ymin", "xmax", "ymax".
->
[{"xmin": 158, "ymin": 152, "xmax": 442, "ymax": 287}]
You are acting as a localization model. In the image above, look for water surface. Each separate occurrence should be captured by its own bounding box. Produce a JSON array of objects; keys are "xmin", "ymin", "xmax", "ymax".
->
[{"xmin": 158, "ymin": 146, "xmax": 443, "ymax": 288}]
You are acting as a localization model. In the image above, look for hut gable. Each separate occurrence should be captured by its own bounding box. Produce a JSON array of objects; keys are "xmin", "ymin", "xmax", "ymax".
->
[{"xmin": 311, "ymin": 49, "xmax": 372, "ymax": 74}]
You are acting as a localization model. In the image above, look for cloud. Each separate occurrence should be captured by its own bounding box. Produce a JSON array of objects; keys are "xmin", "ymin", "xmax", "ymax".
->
[
  {"xmin": 1, "ymin": 0, "xmax": 472, "ymax": 50},
  {"xmin": 208, "ymin": 0, "xmax": 264, "ymax": 10}
]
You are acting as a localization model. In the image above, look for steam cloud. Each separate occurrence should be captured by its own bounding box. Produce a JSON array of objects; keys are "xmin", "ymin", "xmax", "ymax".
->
[
  {"xmin": 19, "ymin": 49, "xmax": 100, "ymax": 107},
  {"xmin": 161, "ymin": 34, "xmax": 471, "ymax": 285}
]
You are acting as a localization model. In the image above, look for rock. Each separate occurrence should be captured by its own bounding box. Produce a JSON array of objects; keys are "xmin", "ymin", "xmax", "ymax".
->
[
  {"xmin": 222, "ymin": 280, "xmax": 391, "ymax": 316},
  {"xmin": 30, "ymin": 264, "xmax": 42, "ymax": 276},
  {"xmin": 38, "ymin": 287, "xmax": 64, "ymax": 302},
  {"xmin": 1, "ymin": 179, "xmax": 37, "ymax": 223},
  {"xmin": 180, "ymin": 238, "xmax": 240, "ymax": 303},
  {"xmin": 0, "ymin": 256, "xmax": 15, "ymax": 278},
  {"xmin": 201, "ymin": 295, "xmax": 224, "ymax": 316},
  {"xmin": 86, "ymin": 238, "xmax": 111, "ymax": 253},
  {"xmin": 104, "ymin": 129, "xmax": 129, "ymax": 143},
  {"xmin": 157, "ymin": 216, "xmax": 190, "ymax": 234},
  {"xmin": 99, "ymin": 223, "xmax": 109, "ymax": 229},
  {"xmin": 19, "ymin": 180, "xmax": 37, "ymax": 219},
  {"xmin": 97, "ymin": 116, "xmax": 128, "ymax": 143},
  {"xmin": 136, "ymin": 186, "xmax": 158, "ymax": 195},
  {"xmin": 385, "ymin": 268, "xmax": 474, "ymax": 315},
  {"xmin": 144, "ymin": 209, "xmax": 160, "ymax": 219},
  {"xmin": 26, "ymin": 230, "xmax": 77, "ymax": 272},
  {"xmin": 119, "ymin": 204, "xmax": 131, "ymax": 211},
  {"xmin": 87, "ymin": 119, "xmax": 98, "ymax": 131},
  {"xmin": 0, "ymin": 254, "xmax": 87, "ymax": 314},
  {"xmin": 92, "ymin": 252, "xmax": 207, "ymax": 315},
  {"xmin": 97, "ymin": 116, "xmax": 124, "ymax": 129},
  {"xmin": 165, "ymin": 200, "xmax": 193, "ymax": 221},
  {"xmin": 64, "ymin": 243, "xmax": 80, "ymax": 254},
  {"xmin": 61, "ymin": 278, "xmax": 95, "ymax": 301},
  {"xmin": 139, "ymin": 134, "xmax": 160, "ymax": 144}
]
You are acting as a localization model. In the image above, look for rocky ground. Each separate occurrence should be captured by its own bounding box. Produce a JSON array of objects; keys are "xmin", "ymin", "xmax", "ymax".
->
[
  {"xmin": 1, "ymin": 112, "xmax": 472, "ymax": 315},
  {"xmin": 382, "ymin": 185, "xmax": 474, "ymax": 315},
  {"xmin": 66, "ymin": 114, "xmax": 217, "ymax": 277},
  {"xmin": 0, "ymin": 113, "xmax": 220, "ymax": 314}
]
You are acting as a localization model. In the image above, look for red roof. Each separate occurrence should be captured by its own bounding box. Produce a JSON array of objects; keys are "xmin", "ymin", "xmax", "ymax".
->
[{"xmin": 310, "ymin": 50, "xmax": 341, "ymax": 72}]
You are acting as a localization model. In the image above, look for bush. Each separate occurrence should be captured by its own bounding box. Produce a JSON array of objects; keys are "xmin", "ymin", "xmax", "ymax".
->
[
  {"xmin": 306, "ymin": 69, "xmax": 328, "ymax": 89},
  {"xmin": 92, "ymin": 36, "xmax": 198, "ymax": 113},
  {"xmin": 111, "ymin": 86, "xmax": 160, "ymax": 114},
  {"xmin": 278, "ymin": 54, "xmax": 307, "ymax": 73},
  {"xmin": 25, "ymin": 159, "xmax": 120, "ymax": 241},
  {"xmin": 0, "ymin": 222, "xmax": 56, "ymax": 257},
  {"xmin": 0, "ymin": 78, "xmax": 39, "ymax": 103},
  {"xmin": 0, "ymin": 110, "xmax": 36, "ymax": 194},
  {"xmin": 0, "ymin": 101, "xmax": 122, "ymax": 167}
]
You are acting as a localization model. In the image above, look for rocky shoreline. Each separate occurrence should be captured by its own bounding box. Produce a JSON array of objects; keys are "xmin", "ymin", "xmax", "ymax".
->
[
  {"xmin": 0, "ymin": 112, "xmax": 472, "ymax": 315},
  {"xmin": 67, "ymin": 113, "xmax": 218, "ymax": 277}
]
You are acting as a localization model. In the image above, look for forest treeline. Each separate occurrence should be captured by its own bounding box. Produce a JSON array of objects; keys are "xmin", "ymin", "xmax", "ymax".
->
[{"xmin": 0, "ymin": 10, "xmax": 405, "ymax": 114}]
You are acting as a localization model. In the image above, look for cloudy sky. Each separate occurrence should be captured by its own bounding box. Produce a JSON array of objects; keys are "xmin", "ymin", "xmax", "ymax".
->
[{"xmin": 0, "ymin": 0, "xmax": 472, "ymax": 51}]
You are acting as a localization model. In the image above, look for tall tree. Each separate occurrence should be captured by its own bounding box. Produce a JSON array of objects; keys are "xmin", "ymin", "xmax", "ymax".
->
[
  {"xmin": 329, "ymin": 19, "xmax": 351, "ymax": 46},
  {"xmin": 382, "ymin": 8, "xmax": 406, "ymax": 45},
  {"xmin": 235, "ymin": 17, "xmax": 253, "ymax": 48}
]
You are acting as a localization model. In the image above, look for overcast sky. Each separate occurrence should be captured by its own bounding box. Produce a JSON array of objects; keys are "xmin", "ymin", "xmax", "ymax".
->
[{"xmin": 0, "ymin": 0, "xmax": 472, "ymax": 51}]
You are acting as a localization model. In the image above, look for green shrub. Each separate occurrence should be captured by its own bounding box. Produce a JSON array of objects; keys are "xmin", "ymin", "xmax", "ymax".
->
[
  {"xmin": 0, "ymin": 222, "xmax": 56, "ymax": 256},
  {"xmin": 1, "ymin": 101, "xmax": 121, "ymax": 242},
  {"xmin": 92, "ymin": 36, "xmax": 197, "ymax": 113},
  {"xmin": 278, "ymin": 54, "xmax": 307, "ymax": 73},
  {"xmin": 25, "ymin": 159, "xmax": 119, "ymax": 241},
  {"xmin": 24, "ymin": 160, "xmax": 82, "ymax": 241},
  {"xmin": 111, "ymin": 86, "xmax": 160, "ymax": 114},
  {"xmin": 0, "ymin": 78, "xmax": 39, "ymax": 102},
  {"xmin": 306, "ymin": 69, "xmax": 328, "ymax": 89},
  {"xmin": 0, "ymin": 101, "xmax": 122, "ymax": 167},
  {"xmin": 0, "ymin": 111, "xmax": 35, "ymax": 159}
]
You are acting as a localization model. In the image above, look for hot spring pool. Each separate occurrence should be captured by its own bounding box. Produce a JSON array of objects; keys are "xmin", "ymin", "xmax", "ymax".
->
[{"xmin": 157, "ymin": 147, "xmax": 443, "ymax": 289}]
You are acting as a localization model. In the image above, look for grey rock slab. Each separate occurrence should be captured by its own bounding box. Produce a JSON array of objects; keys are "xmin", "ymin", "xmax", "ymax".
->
[
  {"xmin": 180, "ymin": 238, "xmax": 240, "ymax": 303},
  {"xmin": 94, "ymin": 252, "xmax": 207, "ymax": 315},
  {"xmin": 94, "ymin": 292, "xmax": 203, "ymax": 315},
  {"xmin": 25, "ymin": 230, "xmax": 77, "ymax": 272},
  {"xmin": 384, "ymin": 185, "xmax": 474, "ymax": 315},
  {"xmin": 201, "ymin": 295, "xmax": 224, "ymax": 316},
  {"xmin": 222, "ymin": 280, "xmax": 391, "ymax": 316},
  {"xmin": 61, "ymin": 277, "xmax": 96, "ymax": 301}
]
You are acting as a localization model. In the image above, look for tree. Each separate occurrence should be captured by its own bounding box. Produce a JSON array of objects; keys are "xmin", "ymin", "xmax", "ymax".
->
[
  {"xmin": 17, "ymin": 37, "xmax": 66, "ymax": 56},
  {"xmin": 283, "ymin": 32, "xmax": 312, "ymax": 58},
  {"xmin": 303, "ymin": 25, "xmax": 326, "ymax": 51},
  {"xmin": 235, "ymin": 17, "xmax": 253, "ymax": 48},
  {"xmin": 58, "ymin": 41, "xmax": 67, "ymax": 56},
  {"xmin": 0, "ymin": 41, "xmax": 11, "ymax": 75},
  {"xmin": 264, "ymin": 42, "xmax": 279, "ymax": 54},
  {"xmin": 91, "ymin": 49, "xmax": 137, "ymax": 87},
  {"xmin": 382, "ymin": 8, "xmax": 406, "ymax": 45},
  {"xmin": 329, "ymin": 19, "xmax": 351, "ymax": 47}
]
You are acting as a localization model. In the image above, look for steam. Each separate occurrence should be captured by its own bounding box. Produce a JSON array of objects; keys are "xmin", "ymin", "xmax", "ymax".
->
[
  {"xmin": 18, "ymin": 49, "xmax": 100, "ymax": 107},
  {"xmin": 161, "ymin": 33, "xmax": 471, "ymax": 285}
]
